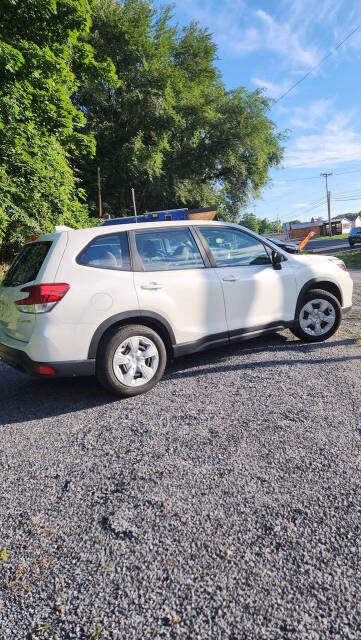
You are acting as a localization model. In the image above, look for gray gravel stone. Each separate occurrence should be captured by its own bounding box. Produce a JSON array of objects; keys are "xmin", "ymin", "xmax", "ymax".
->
[{"xmin": 0, "ymin": 279, "xmax": 360, "ymax": 639}]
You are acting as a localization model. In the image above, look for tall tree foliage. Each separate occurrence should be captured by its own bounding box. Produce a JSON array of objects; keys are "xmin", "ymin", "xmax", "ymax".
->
[
  {"xmin": 76, "ymin": 0, "xmax": 285, "ymax": 219},
  {"xmin": 0, "ymin": 0, "xmax": 114, "ymax": 258}
]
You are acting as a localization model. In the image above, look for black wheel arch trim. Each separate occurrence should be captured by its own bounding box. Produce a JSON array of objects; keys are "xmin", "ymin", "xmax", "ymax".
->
[
  {"xmin": 295, "ymin": 278, "xmax": 343, "ymax": 318},
  {"xmin": 88, "ymin": 310, "xmax": 176, "ymax": 359}
]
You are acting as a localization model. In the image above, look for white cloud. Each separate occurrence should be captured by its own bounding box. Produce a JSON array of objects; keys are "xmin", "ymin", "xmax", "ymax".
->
[
  {"xmin": 285, "ymin": 114, "xmax": 361, "ymax": 168},
  {"xmin": 293, "ymin": 203, "xmax": 309, "ymax": 208},
  {"xmin": 286, "ymin": 0, "xmax": 344, "ymax": 27},
  {"xmin": 286, "ymin": 99, "xmax": 334, "ymax": 129},
  {"xmin": 255, "ymin": 10, "xmax": 319, "ymax": 68},
  {"xmin": 269, "ymin": 181, "xmax": 294, "ymax": 192},
  {"xmin": 251, "ymin": 77, "xmax": 294, "ymax": 99},
  {"xmin": 174, "ymin": 1, "xmax": 321, "ymax": 68}
]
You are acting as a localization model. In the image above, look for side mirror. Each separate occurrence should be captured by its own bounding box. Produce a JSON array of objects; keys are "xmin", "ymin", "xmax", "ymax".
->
[{"xmin": 272, "ymin": 250, "xmax": 282, "ymax": 270}]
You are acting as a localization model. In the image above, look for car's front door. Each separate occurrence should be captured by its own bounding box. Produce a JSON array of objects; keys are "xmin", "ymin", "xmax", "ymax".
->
[
  {"xmin": 132, "ymin": 226, "xmax": 227, "ymax": 346},
  {"xmin": 196, "ymin": 226, "xmax": 298, "ymax": 336}
]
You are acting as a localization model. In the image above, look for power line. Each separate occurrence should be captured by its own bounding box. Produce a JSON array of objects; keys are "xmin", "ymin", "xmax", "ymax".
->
[
  {"xmin": 275, "ymin": 22, "xmax": 361, "ymax": 103},
  {"xmin": 279, "ymin": 199, "xmax": 326, "ymax": 222},
  {"xmin": 277, "ymin": 197, "xmax": 325, "ymax": 218},
  {"xmin": 333, "ymin": 197, "xmax": 361, "ymax": 201},
  {"xmin": 273, "ymin": 166, "xmax": 361, "ymax": 183},
  {"xmin": 332, "ymin": 190, "xmax": 361, "ymax": 198}
]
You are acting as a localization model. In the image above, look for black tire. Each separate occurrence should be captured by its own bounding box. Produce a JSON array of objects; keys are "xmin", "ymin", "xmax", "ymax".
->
[
  {"xmin": 349, "ymin": 240, "xmax": 354, "ymax": 247},
  {"xmin": 96, "ymin": 324, "xmax": 167, "ymax": 397},
  {"xmin": 290, "ymin": 289, "xmax": 341, "ymax": 343}
]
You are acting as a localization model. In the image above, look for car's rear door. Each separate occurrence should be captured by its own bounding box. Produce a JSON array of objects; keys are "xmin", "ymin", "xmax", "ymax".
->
[{"xmin": 132, "ymin": 226, "xmax": 227, "ymax": 346}]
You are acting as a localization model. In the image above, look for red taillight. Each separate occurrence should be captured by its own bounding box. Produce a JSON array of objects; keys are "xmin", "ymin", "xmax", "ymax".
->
[
  {"xmin": 15, "ymin": 283, "xmax": 70, "ymax": 313},
  {"xmin": 34, "ymin": 365, "xmax": 56, "ymax": 375},
  {"xmin": 25, "ymin": 235, "xmax": 40, "ymax": 243}
]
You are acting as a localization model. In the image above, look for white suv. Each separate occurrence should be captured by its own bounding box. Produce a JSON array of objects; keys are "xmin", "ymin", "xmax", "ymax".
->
[{"xmin": 0, "ymin": 221, "xmax": 353, "ymax": 396}]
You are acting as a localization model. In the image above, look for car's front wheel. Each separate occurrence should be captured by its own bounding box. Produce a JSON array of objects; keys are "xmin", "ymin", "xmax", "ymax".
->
[
  {"xmin": 96, "ymin": 324, "xmax": 167, "ymax": 397},
  {"xmin": 290, "ymin": 289, "xmax": 341, "ymax": 343},
  {"xmin": 349, "ymin": 240, "xmax": 354, "ymax": 246}
]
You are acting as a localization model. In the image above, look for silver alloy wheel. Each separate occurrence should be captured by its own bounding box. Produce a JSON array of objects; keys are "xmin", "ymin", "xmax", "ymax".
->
[
  {"xmin": 112, "ymin": 335, "xmax": 159, "ymax": 387},
  {"xmin": 299, "ymin": 298, "xmax": 336, "ymax": 336}
]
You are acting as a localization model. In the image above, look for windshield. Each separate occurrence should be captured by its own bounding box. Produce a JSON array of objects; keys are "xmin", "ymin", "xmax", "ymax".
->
[{"xmin": 2, "ymin": 242, "xmax": 52, "ymax": 287}]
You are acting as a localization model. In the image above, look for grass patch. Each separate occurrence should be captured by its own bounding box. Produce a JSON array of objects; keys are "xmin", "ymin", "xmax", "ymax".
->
[
  {"xmin": 334, "ymin": 251, "xmax": 361, "ymax": 268},
  {"xmin": 90, "ymin": 621, "xmax": 102, "ymax": 638},
  {"xmin": 309, "ymin": 233, "xmax": 349, "ymax": 241},
  {"xmin": 0, "ymin": 546, "xmax": 8, "ymax": 562}
]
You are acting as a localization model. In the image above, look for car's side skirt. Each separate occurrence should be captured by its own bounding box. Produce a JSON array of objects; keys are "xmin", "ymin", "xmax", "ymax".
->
[{"xmin": 173, "ymin": 321, "xmax": 295, "ymax": 358}]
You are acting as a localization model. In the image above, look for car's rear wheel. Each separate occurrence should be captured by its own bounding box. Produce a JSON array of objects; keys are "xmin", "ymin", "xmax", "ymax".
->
[
  {"xmin": 96, "ymin": 324, "xmax": 167, "ymax": 397},
  {"xmin": 290, "ymin": 289, "xmax": 341, "ymax": 343},
  {"xmin": 349, "ymin": 240, "xmax": 354, "ymax": 246}
]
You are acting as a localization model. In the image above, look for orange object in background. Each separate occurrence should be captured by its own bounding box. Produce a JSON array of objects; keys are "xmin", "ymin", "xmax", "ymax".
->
[{"xmin": 298, "ymin": 231, "xmax": 316, "ymax": 252}]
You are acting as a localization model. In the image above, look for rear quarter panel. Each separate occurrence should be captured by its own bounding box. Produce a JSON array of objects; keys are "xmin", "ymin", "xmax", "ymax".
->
[{"xmin": 48, "ymin": 231, "xmax": 139, "ymax": 361}]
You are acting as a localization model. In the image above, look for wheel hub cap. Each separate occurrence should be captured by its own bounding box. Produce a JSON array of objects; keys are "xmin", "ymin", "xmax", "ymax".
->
[
  {"xmin": 299, "ymin": 298, "xmax": 336, "ymax": 336},
  {"xmin": 112, "ymin": 336, "xmax": 159, "ymax": 387}
]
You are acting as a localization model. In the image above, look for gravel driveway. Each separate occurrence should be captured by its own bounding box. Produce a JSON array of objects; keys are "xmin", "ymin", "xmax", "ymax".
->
[{"xmin": 1, "ymin": 275, "xmax": 361, "ymax": 640}]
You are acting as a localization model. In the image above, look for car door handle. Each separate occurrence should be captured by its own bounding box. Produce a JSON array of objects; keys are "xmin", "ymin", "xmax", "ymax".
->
[
  {"xmin": 222, "ymin": 276, "xmax": 239, "ymax": 282},
  {"xmin": 140, "ymin": 283, "xmax": 162, "ymax": 290}
]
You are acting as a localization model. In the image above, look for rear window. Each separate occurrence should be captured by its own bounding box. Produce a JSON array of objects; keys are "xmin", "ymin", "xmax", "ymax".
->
[{"xmin": 2, "ymin": 242, "xmax": 52, "ymax": 287}]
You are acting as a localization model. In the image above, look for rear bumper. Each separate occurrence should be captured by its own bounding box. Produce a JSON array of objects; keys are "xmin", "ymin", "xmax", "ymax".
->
[{"xmin": 0, "ymin": 342, "xmax": 95, "ymax": 377}]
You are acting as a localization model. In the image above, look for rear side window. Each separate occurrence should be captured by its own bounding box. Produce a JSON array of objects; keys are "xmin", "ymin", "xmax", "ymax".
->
[
  {"xmin": 134, "ymin": 228, "xmax": 204, "ymax": 271},
  {"xmin": 2, "ymin": 242, "xmax": 52, "ymax": 287},
  {"xmin": 77, "ymin": 233, "xmax": 131, "ymax": 271}
]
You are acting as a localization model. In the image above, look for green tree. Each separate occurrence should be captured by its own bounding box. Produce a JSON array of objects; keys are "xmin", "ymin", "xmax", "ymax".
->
[
  {"xmin": 258, "ymin": 217, "xmax": 278, "ymax": 234},
  {"xmin": 0, "ymin": 0, "xmax": 115, "ymax": 259},
  {"xmin": 239, "ymin": 212, "xmax": 260, "ymax": 233},
  {"xmin": 75, "ymin": 0, "xmax": 285, "ymax": 219}
]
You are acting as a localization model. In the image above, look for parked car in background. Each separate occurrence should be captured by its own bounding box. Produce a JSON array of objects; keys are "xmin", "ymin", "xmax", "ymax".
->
[
  {"xmin": 348, "ymin": 227, "xmax": 361, "ymax": 246},
  {"xmin": 0, "ymin": 221, "xmax": 353, "ymax": 397},
  {"xmin": 266, "ymin": 236, "xmax": 300, "ymax": 254}
]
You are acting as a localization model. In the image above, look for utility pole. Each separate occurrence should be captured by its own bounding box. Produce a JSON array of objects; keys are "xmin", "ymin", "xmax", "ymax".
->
[
  {"xmin": 131, "ymin": 188, "xmax": 137, "ymax": 222},
  {"xmin": 97, "ymin": 167, "xmax": 103, "ymax": 218},
  {"xmin": 320, "ymin": 172, "xmax": 332, "ymax": 236},
  {"xmin": 276, "ymin": 213, "xmax": 280, "ymax": 234}
]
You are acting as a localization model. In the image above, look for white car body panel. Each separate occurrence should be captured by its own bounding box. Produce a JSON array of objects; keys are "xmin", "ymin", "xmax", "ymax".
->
[
  {"xmin": 0, "ymin": 220, "xmax": 354, "ymax": 372},
  {"xmin": 134, "ymin": 268, "xmax": 227, "ymax": 344},
  {"xmin": 215, "ymin": 261, "xmax": 298, "ymax": 331}
]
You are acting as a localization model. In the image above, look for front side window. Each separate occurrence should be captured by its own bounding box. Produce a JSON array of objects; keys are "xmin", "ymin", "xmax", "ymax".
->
[
  {"xmin": 134, "ymin": 228, "xmax": 204, "ymax": 271},
  {"xmin": 198, "ymin": 227, "xmax": 271, "ymax": 267},
  {"xmin": 77, "ymin": 233, "xmax": 131, "ymax": 270}
]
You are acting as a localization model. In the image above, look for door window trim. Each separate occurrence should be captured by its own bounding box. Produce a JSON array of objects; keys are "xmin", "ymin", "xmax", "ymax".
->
[
  {"xmin": 195, "ymin": 224, "xmax": 287, "ymax": 268},
  {"xmin": 129, "ymin": 226, "xmax": 208, "ymax": 272},
  {"xmin": 76, "ymin": 231, "xmax": 132, "ymax": 272}
]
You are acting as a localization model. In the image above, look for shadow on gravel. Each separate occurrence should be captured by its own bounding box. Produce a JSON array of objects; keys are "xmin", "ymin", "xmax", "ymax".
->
[
  {"xmin": 0, "ymin": 334, "xmax": 357, "ymax": 425},
  {"xmin": 0, "ymin": 373, "xmax": 116, "ymax": 426},
  {"xmin": 168, "ymin": 353, "xmax": 361, "ymax": 381},
  {"xmin": 168, "ymin": 334, "xmax": 358, "ymax": 374}
]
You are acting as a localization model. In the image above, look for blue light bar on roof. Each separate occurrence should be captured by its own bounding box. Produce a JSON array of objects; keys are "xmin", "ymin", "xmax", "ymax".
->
[{"xmin": 101, "ymin": 209, "xmax": 189, "ymax": 226}]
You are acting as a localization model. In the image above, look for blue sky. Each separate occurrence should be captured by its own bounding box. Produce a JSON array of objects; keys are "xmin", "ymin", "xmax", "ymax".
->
[{"xmin": 158, "ymin": 0, "xmax": 361, "ymax": 225}]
